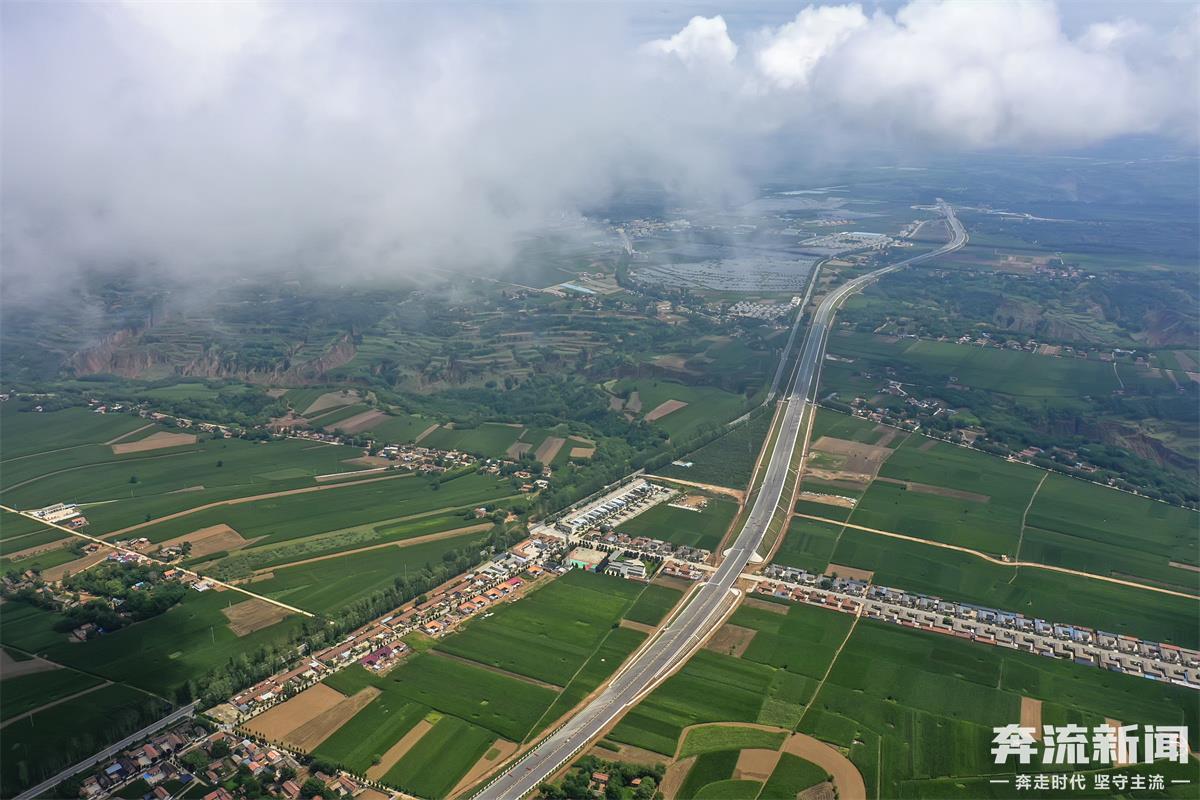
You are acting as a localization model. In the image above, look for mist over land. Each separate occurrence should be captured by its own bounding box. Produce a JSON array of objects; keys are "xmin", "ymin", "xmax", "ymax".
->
[{"xmin": 3, "ymin": 0, "xmax": 1197, "ymax": 296}]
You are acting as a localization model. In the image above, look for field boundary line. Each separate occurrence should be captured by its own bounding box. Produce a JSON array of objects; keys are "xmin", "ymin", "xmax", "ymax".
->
[
  {"xmin": 103, "ymin": 423, "xmax": 156, "ymax": 446},
  {"xmin": 1009, "ymin": 472, "xmax": 1048, "ymax": 583},
  {"xmin": 796, "ymin": 607, "xmax": 861, "ymax": 730},
  {"xmin": 0, "ymin": 680, "xmax": 112, "ymax": 729},
  {"xmin": 101, "ymin": 472, "xmax": 412, "ymax": 538},
  {"xmin": 245, "ymin": 522, "xmax": 495, "ymax": 574},
  {"xmin": 792, "ymin": 511, "xmax": 1200, "ymax": 600},
  {"xmin": 0, "ymin": 504, "xmax": 316, "ymax": 617}
]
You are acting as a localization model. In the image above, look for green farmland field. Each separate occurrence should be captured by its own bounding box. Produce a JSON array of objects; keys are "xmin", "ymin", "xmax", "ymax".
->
[
  {"xmin": 613, "ymin": 378, "xmax": 749, "ymax": 440},
  {"xmin": 127, "ymin": 471, "xmax": 509, "ymax": 546},
  {"xmin": 616, "ymin": 498, "xmax": 737, "ymax": 552},
  {"xmin": 383, "ymin": 714, "xmax": 494, "ymax": 798},
  {"xmin": 815, "ymin": 527, "xmax": 1199, "ymax": 648},
  {"xmin": 313, "ymin": 692, "xmax": 427, "ymax": 774},
  {"xmin": 251, "ymin": 529, "xmax": 491, "ymax": 614},
  {"xmin": 435, "ymin": 570, "xmax": 643, "ymax": 686},
  {"xmin": 759, "ymin": 754, "xmax": 828, "ymax": 800},
  {"xmin": 851, "ymin": 437, "xmax": 1043, "ymax": 557},
  {"xmin": 0, "ymin": 405, "xmax": 150, "ymax": 459},
  {"xmin": 771, "ymin": 516, "xmax": 842, "ymax": 573},
  {"xmin": 677, "ymin": 750, "xmax": 739, "ymax": 799},
  {"xmin": 1024, "ymin": 474, "xmax": 1199, "ymax": 589},
  {"xmin": 421, "ymin": 423, "xmax": 524, "ymax": 458},
  {"xmin": 0, "ymin": 683, "xmax": 170, "ymax": 797},
  {"xmin": 0, "ymin": 591, "xmax": 304, "ymax": 697},
  {"xmin": 379, "ymin": 654, "xmax": 557, "ymax": 742},
  {"xmin": 653, "ymin": 409, "xmax": 773, "ymax": 490},
  {"xmin": 824, "ymin": 333, "xmax": 1120, "ymax": 398},
  {"xmin": 679, "ymin": 725, "xmax": 786, "ymax": 757},
  {"xmin": 624, "ymin": 583, "xmax": 683, "ymax": 627},
  {"xmin": 0, "ymin": 667, "xmax": 105, "ymax": 720},
  {"xmin": 608, "ymin": 650, "xmax": 777, "ymax": 755}
]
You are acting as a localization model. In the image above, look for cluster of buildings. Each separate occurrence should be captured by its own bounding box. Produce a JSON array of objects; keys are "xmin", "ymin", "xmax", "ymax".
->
[
  {"xmin": 723, "ymin": 300, "xmax": 795, "ymax": 322},
  {"xmin": 756, "ymin": 565, "xmax": 1200, "ymax": 689},
  {"xmin": 76, "ymin": 720, "xmax": 208, "ymax": 799},
  {"xmin": 228, "ymin": 537, "xmax": 564, "ymax": 722},
  {"xmin": 553, "ymin": 479, "xmax": 673, "ymax": 537},
  {"xmin": 29, "ymin": 502, "xmax": 89, "ymax": 527},
  {"xmin": 581, "ymin": 529, "xmax": 710, "ymax": 564}
]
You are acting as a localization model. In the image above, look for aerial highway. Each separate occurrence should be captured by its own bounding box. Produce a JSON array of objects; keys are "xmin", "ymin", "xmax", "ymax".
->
[{"xmin": 476, "ymin": 203, "xmax": 968, "ymax": 800}]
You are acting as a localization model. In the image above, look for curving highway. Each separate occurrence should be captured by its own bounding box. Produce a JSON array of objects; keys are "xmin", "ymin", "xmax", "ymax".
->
[{"xmin": 476, "ymin": 203, "xmax": 967, "ymax": 800}]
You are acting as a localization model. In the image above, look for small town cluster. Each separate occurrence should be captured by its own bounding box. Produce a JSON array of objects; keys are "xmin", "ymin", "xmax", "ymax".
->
[{"xmin": 757, "ymin": 564, "xmax": 1200, "ymax": 689}]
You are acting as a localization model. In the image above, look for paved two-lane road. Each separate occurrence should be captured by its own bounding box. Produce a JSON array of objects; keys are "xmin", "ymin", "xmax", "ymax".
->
[{"xmin": 477, "ymin": 204, "xmax": 967, "ymax": 800}]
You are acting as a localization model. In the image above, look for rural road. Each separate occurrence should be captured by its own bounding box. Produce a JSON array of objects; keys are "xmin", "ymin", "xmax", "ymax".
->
[
  {"xmin": 13, "ymin": 702, "xmax": 198, "ymax": 800},
  {"xmin": 476, "ymin": 203, "xmax": 967, "ymax": 799}
]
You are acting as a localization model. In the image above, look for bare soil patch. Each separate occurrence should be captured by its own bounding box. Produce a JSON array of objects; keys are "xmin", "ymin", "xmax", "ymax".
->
[
  {"xmin": 1169, "ymin": 561, "xmax": 1200, "ymax": 573},
  {"xmin": 286, "ymin": 687, "xmax": 382, "ymax": 752},
  {"xmin": 800, "ymin": 781, "xmax": 837, "ymax": 800},
  {"xmin": 331, "ymin": 409, "xmax": 388, "ymax": 434},
  {"xmin": 705, "ymin": 623, "xmax": 757, "ymax": 658},
  {"xmin": 653, "ymin": 574, "xmax": 696, "ymax": 592},
  {"xmin": 414, "ymin": 423, "xmax": 440, "ymax": 443},
  {"xmin": 826, "ymin": 564, "xmax": 874, "ymax": 582},
  {"xmin": 620, "ymin": 619, "xmax": 657, "ymax": 635},
  {"xmin": 569, "ymin": 447, "xmax": 596, "ymax": 459},
  {"xmin": 43, "ymin": 550, "xmax": 110, "ymax": 582},
  {"xmin": 0, "ymin": 649, "xmax": 60, "ymax": 678},
  {"xmin": 449, "ymin": 738, "xmax": 519, "ymax": 796},
  {"xmin": 111, "ymin": 431, "xmax": 197, "ymax": 454},
  {"xmin": 782, "ymin": 733, "xmax": 865, "ymax": 800},
  {"xmin": 872, "ymin": 426, "xmax": 900, "ymax": 448},
  {"xmin": 345, "ymin": 455, "xmax": 392, "ymax": 468},
  {"xmin": 265, "ymin": 388, "xmax": 288, "ymax": 398},
  {"xmin": 590, "ymin": 742, "xmax": 668, "ymax": 769},
  {"xmin": 1021, "ymin": 697, "xmax": 1043, "ymax": 738},
  {"xmin": 506, "ymin": 441, "xmax": 532, "ymax": 459},
  {"xmin": 809, "ymin": 437, "xmax": 892, "ymax": 478},
  {"xmin": 644, "ymin": 399, "xmax": 689, "ymax": 423},
  {"xmin": 246, "ymin": 683, "xmax": 346, "ymax": 741},
  {"xmin": 608, "ymin": 395, "xmax": 625, "ymax": 411},
  {"xmin": 744, "ymin": 597, "xmax": 788, "ymax": 615},
  {"xmin": 626, "ymin": 391, "xmax": 643, "ymax": 413},
  {"xmin": 302, "ymin": 390, "xmax": 359, "ymax": 416},
  {"xmin": 568, "ymin": 435, "xmax": 595, "ymax": 446},
  {"xmin": 367, "ymin": 718, "xmax": 434, "ymax": 779},
  {"xmin": 662, "ymin": 756, "xmax": 695, "ymax": 800},
  {"xmin": 534, "ymin": 436, "xmax": 566, "ymax": 464},
  {"xmin": 155, "ymin": 524, "xmax": 249, "ymax": 560},
  {"xmin": 876, "ymin": 477, "xmax": 989, "ymax": 503},
  {"xmin": 735, "ymin": 748, "xmax": 782, "ymax": 782},
  {"xmin": 223, "ymin": 598, "xmax": 292, "ymax": 636},
  {"xmin": 798, "ymin": 491, "xmax": 855, "ymax": 509}
]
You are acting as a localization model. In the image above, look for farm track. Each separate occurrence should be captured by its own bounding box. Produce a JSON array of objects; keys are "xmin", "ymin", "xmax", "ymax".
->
[
  {"xmin": 0, "ymin": 681, "xmax": 112, "ymax": 729},
  {"xmin": 101, "ymin": 472, "xmax": 411, "ymax": 539},
  {"xmin": 0, "ymin": 503, "xmax": 316, "ymax": 618},
  {"xmin": 791, "ymin": 512, "xmax": 1200, "ymax": 599},
  {"xmin": 246, "ymin": 522, "xmax": 494, "ymax": 574}
]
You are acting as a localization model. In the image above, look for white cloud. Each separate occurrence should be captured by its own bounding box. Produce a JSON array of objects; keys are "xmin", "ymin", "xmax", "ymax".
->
[
  {"xmin": 1, "ymin": 1, "xmax": 1195, "ymax": 292},
  {"xmin": 754, "ymin": 4, "xmax": 867, "ymax": 89},
  {"xmin": 645, "ymin": 15, "xmax": 738, "ymax": 68},
  {"xmin": 742, "ymin": 0, "xmax": 1196, "ymax": 148}
]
